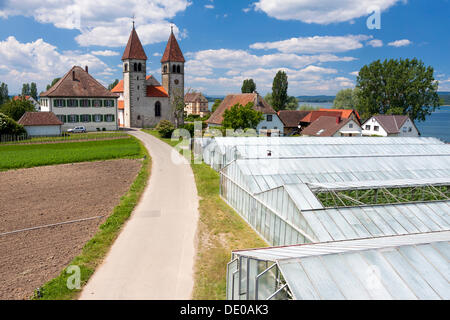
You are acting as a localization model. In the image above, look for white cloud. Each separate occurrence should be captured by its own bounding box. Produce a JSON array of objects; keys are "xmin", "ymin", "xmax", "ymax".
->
[
  {"xmin": 388, "ymin": 39, "xmax": 412, "ymax": 47},
  {"xmin": 204, "ymin": 4, "xmax": 214, "ymax": 9},
  {"xmin": 253, "ymin": 0, "xmax": 404, "ymax": 24},
  {"xmin": 153, "ymin": 52, "xmax": 162, "ymax": 56},
  {"xmin": 0, "ymin": 36, "xmax": 108, "ymax": 93},
  {"xmin": 367, "ymin": 39, "xmax": 383, "ymax": 47},
  {"xmin": 250, "ymin": 35, "xmax": 371, "ymax": 54},
  {"xmin": 91, "ymin": 50, "xmax": 120, "ymax": 56},
  {"xmin": 350, "ymin": 71, "xmax": 359, "ymax": 76},
  {"xmin": 0, "ymin": 0, "xmax": 191, "ymax": 47}
]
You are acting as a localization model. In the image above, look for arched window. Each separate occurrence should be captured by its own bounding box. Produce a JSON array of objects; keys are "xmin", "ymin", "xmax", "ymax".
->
[
  {"xmin": 163, "ymin": 65, "xmax": 167, "ymax": 73},
  {"xmin": 124, "ymin": 63, "xmax": 128, "ymax": 72},
  {"xmin": 155, "ymin": 101, "xmax": 161, "ymax": 117},
  {"xmin": 177, "ymin": 65, "xmax": 181, "ymax": 73},
  {"xmin": 138, "ymin": 63, "xmax": 142, "ymax": 72},
  {"xmin": 134, "ymin": 63, "xmax": 137, "ymax": 72},
  {"xmin": 172, "ymin": 65, "xmax": 177, "ymax": 73}
]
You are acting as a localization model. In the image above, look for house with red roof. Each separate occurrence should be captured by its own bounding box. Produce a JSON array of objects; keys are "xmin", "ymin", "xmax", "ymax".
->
[
  {"xmin": 114, "ymin": 25, "xmax": 184, "ymax": 128},
  {"xmin": 17, "ymin": 112, "xmax": 63, "ymax": 136},
  {"xmin": 301, "ymin": 115, "xmax": 362, "ymax": 137},
  {"xmin": 361, "ymin": 115, "xmax": 419, "ymax": 137},
  {"xmin": 13, "ymin": 95, "xmax": 40, "ymax": 111},
  {"xmin": 299, "ymin": 108, "xmax": 361, "ymax": 130}
]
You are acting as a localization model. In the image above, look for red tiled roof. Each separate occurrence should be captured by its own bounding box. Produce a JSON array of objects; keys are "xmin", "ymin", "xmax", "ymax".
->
[
  {"xmin": 300, "ymin": 110, "xmax": 342, "ymax": 123},
  {"xmin": 301, "ymin": 116, "xmax": 352, "ymax": 137},
  {"xmin": 161, "ymin": 31, "xmax": 185, "ymax": 63},
  {"xmin": 18, "ymin": 112, "xmax": 63, "ymax": 126},
  {"xmin": 13, "ymin": 95, "xmax": 31, "ymax": 101},
  {"xmin": 207, "ymin": 93, "xmax": 276, "ymax": 125},
  {"xmin": 111, "ymin": 80, "xmax": 124, "ymax": 93},
  {"xmin": 122, "ymin": 27, "xmax": 148, "ymax": 61},
  {"xmin": 319, "ymin": 108, "xmax": 361, "ymax": 120},
  {"xmin": 372, "ymin": 115, "xmax": 410, "ymax": 134},
  {"xmin": 40, "ymin": 66, "xmax": 118, "ymax": 98},
  {"xmin": 277, "ymin": 110, "xmax": 311, "ymax": 128},
  {"xmin": 118, "ymin": 100, "xmax": 124, "ymax": 110},
  {"xmin": 146, "ymin": 85, "xmax": 168, "ymax": 97}
]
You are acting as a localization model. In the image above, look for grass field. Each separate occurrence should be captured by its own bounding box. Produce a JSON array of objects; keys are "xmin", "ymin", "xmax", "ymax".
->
[
  {"xmin": 0, "ymin": 132, "xmax": 129, "ymax": 145},
  {"xmin": 0, "ymin": 136, "xmax": 142, "ymax": 171},
  {"xmin": 142, "ymin": 129, "xmax": 267, "ymax": 299},
  {"xmin": 33, "ymin": 139, "xmax": 151, "ymax": 300}
]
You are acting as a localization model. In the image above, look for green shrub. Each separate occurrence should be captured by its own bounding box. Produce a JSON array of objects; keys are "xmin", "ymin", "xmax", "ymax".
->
[
  {"xmin": 0, "ymin": 112, "xmax": 27, "ymax": 135},
  {"xmin": 156, "ymin": 120, "xmax": 175, "ymax": 138}
]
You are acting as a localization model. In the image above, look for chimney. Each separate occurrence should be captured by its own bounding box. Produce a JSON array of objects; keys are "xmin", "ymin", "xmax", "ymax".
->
[
  {"xmin": 336, "ymin": 116, "xmax": 341, "ymax": 124},
  {"xmin": 72, "ymin": 70, "xmax": 75, "ymax": 81},
  {"xmin": 85, "ymin": 65, "xmax": 88, "ymax": 73}
]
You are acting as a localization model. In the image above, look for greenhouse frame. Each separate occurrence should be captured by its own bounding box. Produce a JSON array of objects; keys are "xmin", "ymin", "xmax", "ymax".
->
[{"xmin": 208, "ymin": 137, "xmax": 450, "ymax": 300}]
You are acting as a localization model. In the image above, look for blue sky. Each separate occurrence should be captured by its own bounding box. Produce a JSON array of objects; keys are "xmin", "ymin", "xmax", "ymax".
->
[{"xmin": 0, "ymin": 0, "xmax": 449, "ymax": 96}]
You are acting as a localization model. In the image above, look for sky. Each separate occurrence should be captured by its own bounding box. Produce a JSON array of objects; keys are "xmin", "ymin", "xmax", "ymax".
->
[{"xmin": 0, "ymin": 0, "xmax": 449, "ymax": 96}]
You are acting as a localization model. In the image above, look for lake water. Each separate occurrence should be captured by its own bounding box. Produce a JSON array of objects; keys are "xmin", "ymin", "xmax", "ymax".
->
[{"xmin": 208, "ymin": 101, "xmax": 449, "ymax": 142}]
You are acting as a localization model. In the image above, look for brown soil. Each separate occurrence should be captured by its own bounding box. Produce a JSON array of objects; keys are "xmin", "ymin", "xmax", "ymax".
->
[{"xmin": 0, "ymin": 159, "xmax": 141, "ymax": 300}]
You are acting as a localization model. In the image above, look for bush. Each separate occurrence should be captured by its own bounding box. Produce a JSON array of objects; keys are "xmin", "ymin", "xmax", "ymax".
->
[
  {"xmin": 0, "ymin": 112, "xmax": 27, "ymax": 135},
  {"xmin": 156, "ymin": 120, "xmax": 175, "ymax": 138}
]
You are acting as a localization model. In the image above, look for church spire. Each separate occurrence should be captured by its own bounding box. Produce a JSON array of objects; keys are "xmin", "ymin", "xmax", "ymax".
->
[
  {"xmin": 121, "ymin": 26, "xmax": 147, "ymax": 61},
  {"xmin": 161, "ymin": 27, "xmax": 185, "ymax": 63}
]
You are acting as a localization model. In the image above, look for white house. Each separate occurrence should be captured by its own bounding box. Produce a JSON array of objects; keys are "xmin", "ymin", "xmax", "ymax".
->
[
  {"xmin": 301, "ymin": 116, "xmax": 362, "ymax": 137},
  {"xmin": 17, "ymin": 112, "xmax": 63, "ymax": 136},
  {"xmin": 13, "ymin": 95, "xmax": 41, "ymax": 111},
  {"xmin": 206, "ymin": 93, "xmax": 284, "ymax": 136},
  {"xmin": 39, "ymin": 66, "xmax": 118, "ymax": 132},
  {"xmin": 362, "ymin": 115, "xmax": 419, "ymax": 137}
]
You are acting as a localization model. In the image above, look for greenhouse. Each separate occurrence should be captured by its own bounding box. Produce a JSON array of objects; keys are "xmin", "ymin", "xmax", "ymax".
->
[
  {"xmin": 227, "ymin": 231, "xmax": 450, "ymax": 300},
  {"xmin": 215, "ymin": 136, "xmax": 450, "ymax": 299}
]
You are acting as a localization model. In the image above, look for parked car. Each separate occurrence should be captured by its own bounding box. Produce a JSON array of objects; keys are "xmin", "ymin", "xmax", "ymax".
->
[{"xmin": 67, "ymin": 126, "xmax": 86, "ymax": 133}]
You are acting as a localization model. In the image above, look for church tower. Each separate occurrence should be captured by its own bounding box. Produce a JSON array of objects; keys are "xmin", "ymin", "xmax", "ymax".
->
[
  {"xmin": 122, "ymin": 24, "xmax": 148, "ymax": 127},
  {"xmin": 161, "ymin": 28, "xmax": 185, "ymax": 124}
]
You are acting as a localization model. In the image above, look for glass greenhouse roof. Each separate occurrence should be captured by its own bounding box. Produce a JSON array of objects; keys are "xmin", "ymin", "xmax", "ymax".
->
[{"xmin": 233, "ymin": 231, "xmax": 450, "ymax": 300}]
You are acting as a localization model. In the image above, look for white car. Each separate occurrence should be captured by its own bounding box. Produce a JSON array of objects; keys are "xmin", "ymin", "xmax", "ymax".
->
[{"xmin": 67, "ymin": 126, "xmax": 86, "ymax": 133}]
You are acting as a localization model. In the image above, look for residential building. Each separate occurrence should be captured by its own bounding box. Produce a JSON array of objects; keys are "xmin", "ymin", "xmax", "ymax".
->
[
  {"xmin": 17, "ymin": 112, "xmax": 62, "ymax": 136},
  {"xmin": 301, "ymin": 116, "xmax": 362, "ymax": 137},
  {"xmin": 120, "ymin": 25, "xmax": 184, "ymax": 128},
  {"xmin": 362, "ymin": 115, "xmax": 419, "ymax": 137},
  {"xmin": 299, "ymin": 109, "xmax": 361, "ymax": 129},
  {"xmin": 184, "ymin": 92, "xmax": 209, "ymax": 117},
  {"xmin": 40, "ymin": 66, "xmax": 118, "ymax": 132},
  {"xmin": 13, "ymin": 95, "xmax": 40, "ymax": 111},
  {"xmin": 207, "ymin": 93, "xmax": 284, "ymax": 136},
  {"xmin": 277, "ymin": 110, "xmax": 310, "ymax": 135},
  {"xmin": 318, "ymin": 108, "xmax": 361, "ymax": 124}
]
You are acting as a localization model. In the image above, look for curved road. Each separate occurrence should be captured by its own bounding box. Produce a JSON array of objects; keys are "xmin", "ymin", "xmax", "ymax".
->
[{"xmin": 79, "ymin": 129, "xmax": 199, "ymax": 300}]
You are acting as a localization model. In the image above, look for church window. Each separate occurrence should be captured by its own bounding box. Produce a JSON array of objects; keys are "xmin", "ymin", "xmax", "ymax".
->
[
  {"xmin": 177, "ymin": 65, "xmax": 181, "ymax": 73},
  {"xmin": 172, "ymin": 65, "xmax": 177, "ymax": 73},
  {"xmin": 163, "ymin": 65, "xmax": 167, "ymax": 73},
  {"xmin": 137, "ymin": 115, "xmax": 141, "ymax": 120},
  {"xmin": 134, "ymin": 63, "xmax": 138, "ymax": 72},
  {"xmin": 124, "ymin": 63, "xmax": 128, "ymax": 72},
  {"xmin": 155, "ymin": 101, "xmax": 161, "ymax": 117},
  {"xmin": 138, "ymin": 63, "xmax": 142, "ymax": 72}
]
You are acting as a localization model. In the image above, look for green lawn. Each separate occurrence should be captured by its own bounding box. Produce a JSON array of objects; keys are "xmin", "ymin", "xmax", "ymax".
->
[
  {"xmin": 0, "ymin": 137, "xmax": 142, "ymax": 171},
  {"xmin": 142, "ymin": 129, "xmax": 267, "ymax": 300},
  {"xmin": 0, "ymin": 132, "xmax": 129, "ymax": 145}
]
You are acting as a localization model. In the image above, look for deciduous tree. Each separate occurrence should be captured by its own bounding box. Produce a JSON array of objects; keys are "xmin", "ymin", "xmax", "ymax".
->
[
  {"xmin": 241, "ymin": 79, "xmax": 256, "ymax": 93},
  {"xmin": 222, "ymin": 102, "xmax": 264, "ymax": 130},
  {"xmin": 271, "ymin": 71, "xmax": 288, "ymax": 111}
]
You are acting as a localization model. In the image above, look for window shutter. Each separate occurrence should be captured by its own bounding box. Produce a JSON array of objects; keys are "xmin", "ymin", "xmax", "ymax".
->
[
  {"xmin": 99, "ymin": 100, "xmax": 103, "ymax": 107},
  {"xmin": 63, "ymin": 115, "xmax": 67, "ymax": 123},
  {"xmin": 88, "ymin": 100, "xmax": 91, "ymax": 107},
  {"xmin": 89, "ymin": 115, "xmax": 92, "ymax": 122},
  {"xmin": 111, "ymin": 114, "xmax": 115, "ymax": 122},
  {"xmin": 63, "ymin": 100, "xmax": 66, "ymax": 107},
  {"xmin": 76, "ymin": 115, "xmax": 80, "ymax": 122}
]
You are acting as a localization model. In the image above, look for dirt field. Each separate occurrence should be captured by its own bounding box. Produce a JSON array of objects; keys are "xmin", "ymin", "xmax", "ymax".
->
[{"xmin": 0, "ymin": 159, "xmax": 142, "ymax": 300}]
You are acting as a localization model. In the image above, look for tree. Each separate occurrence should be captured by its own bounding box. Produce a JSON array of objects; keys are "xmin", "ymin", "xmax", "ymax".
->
[
  {"xmin": 0, "ymin": 112, "xmax": 27, "ymax": 135},
  {"xmin": 0, "ymin": 82, "xmax": 8, "ymax": 106},
  {"xmin": 171, "ymin": 87, "xmax": 187, "ymax": 128},
  {"xmin": 0, "ymin": 99, "xmax": 35, "ymax": 121},
  {"xmin": 46, "ymin": 78, "xmax": 61, "ymax": 91},
  {"xmin": 156, "ymin": 120, "xmax": 175, "ymax": 138},
  {"xmin": 30, "ymin": 82, "xmax": 38, "ymax": 100},
  {"xmin": 285, "ymin": 96, "xmax": 299, "ymax": 110},
  {"xmin": 21, "ymin": 83, "xmax": 30, "ymax": 97},
  {"xmin": 271, "ymin": 71, "xmax": 289, "ymax": 111},
  {"xmin": 108, "ymin": 79, "xmax": 119, "ymax": 91},
  {"xmin": 222, "ymin": 102, "xmax": 264, "ymax": 130},
  {"xmin": 333, "ymin": 88, "xmax": 360, "ymax": 109},
  {"xmin": 211, "ymin": 99, "xmax": 222, "ymax": 113},
  {"xmin": 356, "ymin": 58, "xmax": 440, "ymax": 121},
  {"xmin": 241, "ymin": 79, "xmax": 256, "ymax": 93}
]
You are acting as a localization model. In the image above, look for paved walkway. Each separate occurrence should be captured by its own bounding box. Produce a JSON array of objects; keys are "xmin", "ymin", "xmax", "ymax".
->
[{"xmin": 79, "ymin": 129, "xmax": 199, "ymax": 300}]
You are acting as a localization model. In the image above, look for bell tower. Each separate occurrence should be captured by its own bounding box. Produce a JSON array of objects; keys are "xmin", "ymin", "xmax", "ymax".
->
[
  {"xmin": 161, "ymin": 27, "xmax": 185, "ymax": 124},
  {"xmin": 122, "ymin": 22, "xmax": 147, "ymax": 127}
]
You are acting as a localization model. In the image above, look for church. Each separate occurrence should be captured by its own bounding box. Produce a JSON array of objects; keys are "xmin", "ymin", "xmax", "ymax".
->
[{"xmin": 113, "ymin": 25, "xmax": 185, "ymax": 128}]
